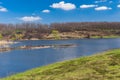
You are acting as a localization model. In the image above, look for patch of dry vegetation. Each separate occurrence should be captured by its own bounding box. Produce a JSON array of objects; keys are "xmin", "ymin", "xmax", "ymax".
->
[{"xmin": 0, "ymin": 22, "xmax": 120, "ymax": 40}]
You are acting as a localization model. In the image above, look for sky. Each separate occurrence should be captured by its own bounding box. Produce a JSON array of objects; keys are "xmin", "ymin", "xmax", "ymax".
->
[{"xmin": 0, "ymin": 0, "xmax": 120, "ymax": 24}]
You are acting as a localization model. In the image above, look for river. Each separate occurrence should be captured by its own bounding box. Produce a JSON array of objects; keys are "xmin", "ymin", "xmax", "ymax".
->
[{"xmin": 0, "ymin": 38, "xmax": 120, "ymax": 78}]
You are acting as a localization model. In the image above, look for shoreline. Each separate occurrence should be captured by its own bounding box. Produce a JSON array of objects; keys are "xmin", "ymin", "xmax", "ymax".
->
[
  {"xmin": 0, "ymin": 40, "xmax": 17, "ymax": 45},
  {"xmin": 0, "ymin": 35, "xmax": 120, "ymax": 44},
  {"xmin": 2, "ymin": 49, "xmax": 120, "ymax": 80},
  {"xmin": 7, "ymin": 35, "xmax": 120, "ymax": 41}
]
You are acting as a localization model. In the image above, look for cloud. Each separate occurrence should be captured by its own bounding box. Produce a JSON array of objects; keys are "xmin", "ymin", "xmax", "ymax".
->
[
  {"xmin": 95, "ymin": 6, "xmax": 112, "ymax": 11},
  {"xmin": 0, "ymin": 6, "xmax": 8, "ymax": 12},
  {"xmin": 19, "ymin": 16, "xmax": 42, "ymax": 22},
  {"xmin": 117, "ymin": 4, "xmax": 120, "ymax": 8},
  {"xmin": 42, "ymin": 9, "xmax": 50, "ymax": 13},
  {"xmin": 95, "ymin": 0, "xmax": 107, "ymax": 3},
  {"xmin": 50, "ymin": 1, "xmax": 76, "ymax": 11},
  {"xmin": 80, "ymin": 4, "xmax": 97, "ymax": 8},
  {"xmin": 109, "ymin": 1, "xmax": 113, "ymax": 3}
]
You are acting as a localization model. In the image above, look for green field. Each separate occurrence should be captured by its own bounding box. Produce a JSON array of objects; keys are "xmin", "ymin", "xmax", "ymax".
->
[{"xmin": 2, "ymin": 49, "xmax": 120, "ymax": 80}]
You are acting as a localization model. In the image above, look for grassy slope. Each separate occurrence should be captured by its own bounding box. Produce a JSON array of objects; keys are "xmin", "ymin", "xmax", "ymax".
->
[{"xmin": 2, "ymin": 49, "xmax": 120, "ymax": 80}]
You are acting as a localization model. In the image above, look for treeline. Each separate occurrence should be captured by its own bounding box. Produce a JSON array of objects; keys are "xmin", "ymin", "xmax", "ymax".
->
[
  {"xmin": 51, "ymin": 22, "xmax": 120, "ymax": 32},
  {"xmin": 0, "ymin": 22, "xmax": 120, "ymax": 40}
]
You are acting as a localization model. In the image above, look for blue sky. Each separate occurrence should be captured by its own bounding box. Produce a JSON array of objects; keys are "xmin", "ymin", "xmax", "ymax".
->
[{"xmin": 0, "ymin": 0, "xmax": 120, "ymax": 24}]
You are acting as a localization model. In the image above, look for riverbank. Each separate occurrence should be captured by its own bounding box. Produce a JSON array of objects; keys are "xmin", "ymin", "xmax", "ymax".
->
[
  {"xmin": 0, "ymin": 40, "xmax": 18, "ymax": 52},
  {"xmin": 4, "ymin": 35, "xmax": 120, "ymax": 41},
  {"xmin": 1, "ymin": 30, "xmax": 120, "ymax": 41},
  {"xmin": 2, "ymin": 49, "xmax": 120, "ymax": 80},
  {"xmin": 0, "ymin": 40, "xmax": 15, "ymax": 45},
  {"xmin": 25, "ymin": 32, "xmax": 120, "ymax": 40},
  {"xmin": 46, "ymin": 31, "xmax": 120, "ymax": 39}
]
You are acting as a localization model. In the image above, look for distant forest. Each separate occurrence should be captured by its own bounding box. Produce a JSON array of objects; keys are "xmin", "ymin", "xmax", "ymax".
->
[{"xmin": 0, "ymin": 22, "xmax": 120, "ymax": 40}]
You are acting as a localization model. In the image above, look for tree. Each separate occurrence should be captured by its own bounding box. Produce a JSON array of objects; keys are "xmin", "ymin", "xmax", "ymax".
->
[
  {"xmin": 51, "ymin": 30, "xmax": 60, "ymax": 40},
  {"xmin": 0, "ymin": 34, "xmax": 3, "ymax": 40}
]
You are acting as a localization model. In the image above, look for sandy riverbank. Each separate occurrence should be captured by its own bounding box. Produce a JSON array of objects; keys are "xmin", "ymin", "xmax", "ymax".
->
[{"xmin": 0, "ymin": 40, "xmax": 17, "ymax": 46}]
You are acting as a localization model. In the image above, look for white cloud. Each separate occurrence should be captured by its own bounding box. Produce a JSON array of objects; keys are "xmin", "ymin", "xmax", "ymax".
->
[
  {"xmin": 117, "ymin": 4, "xmax": 120, "ymax": 8},
  {"xmin": 19, "ymin": 16, "xmax": 42, "ymax": 22},
  {"xmin": 0, "ymin": 6, "xmax": 8, "ymax": 12},
  {"xmin": 95, "ymin": 1, "xmax": 99, "ymax": 3},
  {"xmin": 95, "ymin": 6, "xmax": 112, "ymax": 11},
  {"xmin": 50, "ymin": 1, "xmax": 76, "ymax": 11},
  {"xmin": 42, "ymin": 9, "xmax": 50, "ymax": 13},
  {"xmin": 109, "ymin": 1, "xmax": 113, "ymax": 3},
  {"xmin": 95, "ymin": 0, "xmax": 107, "ymax": 3},
  {"xmin": 80, "ymin": 4, "xmax": 97, "ymax": 8}
]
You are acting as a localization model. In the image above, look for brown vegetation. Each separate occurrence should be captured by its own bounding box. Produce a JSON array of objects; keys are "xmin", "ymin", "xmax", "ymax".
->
[{"xmin": 0, "ymin": 22, "xmax": 120, "ymax": 40}]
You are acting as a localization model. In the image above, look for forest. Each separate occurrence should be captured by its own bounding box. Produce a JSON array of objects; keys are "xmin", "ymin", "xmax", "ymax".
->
[{"xmin": 0, "ymin": 22, "xmax": 120, "ymax": 40}]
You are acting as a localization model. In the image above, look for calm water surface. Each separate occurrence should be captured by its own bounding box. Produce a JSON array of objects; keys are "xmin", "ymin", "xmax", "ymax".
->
[{"xmin": 0, "ymin": 38, "xmax": 120, "ymax": 78}]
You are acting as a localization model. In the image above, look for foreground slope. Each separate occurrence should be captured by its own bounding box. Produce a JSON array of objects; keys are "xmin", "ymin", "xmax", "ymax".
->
[{"xmin": 2, "ymin": 49, "xmax": 120, "ymax": 80}]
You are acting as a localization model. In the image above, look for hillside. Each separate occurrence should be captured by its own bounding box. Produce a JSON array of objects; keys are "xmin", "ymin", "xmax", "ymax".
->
[
  {"xmin": 2, "ymin": 49, "xmax": 120, "ymax": 80},
  {"xmin": 1, "ymin": 22, "xmax": 120, "ymax": 40}
]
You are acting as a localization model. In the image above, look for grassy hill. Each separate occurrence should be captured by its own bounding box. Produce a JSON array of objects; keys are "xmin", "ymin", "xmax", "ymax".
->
[{"xmin": 2, "ymin": 49, "xmax": 120, "ymax": 80}]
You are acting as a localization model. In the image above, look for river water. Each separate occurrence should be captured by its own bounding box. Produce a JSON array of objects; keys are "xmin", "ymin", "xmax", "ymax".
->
[{"xmin": 0, "ymin": 38, "xmax": 120, "ymax": 78}]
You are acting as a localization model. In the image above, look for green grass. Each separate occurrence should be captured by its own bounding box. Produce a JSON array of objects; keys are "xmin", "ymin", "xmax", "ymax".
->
[{"xmin": 1, "ymin": 49, "xmax": 120, "ymax": 80}]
